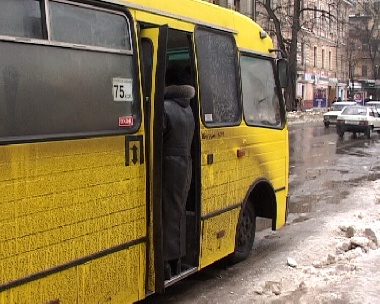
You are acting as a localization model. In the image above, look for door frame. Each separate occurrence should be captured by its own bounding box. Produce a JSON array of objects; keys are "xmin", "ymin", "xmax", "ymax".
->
[{"xmin": 140, "ymin": 24, "xmax": 168, "ymax": 294}]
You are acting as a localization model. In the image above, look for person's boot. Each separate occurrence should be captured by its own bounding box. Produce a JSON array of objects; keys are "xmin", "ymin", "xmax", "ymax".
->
[
  {"xmin": 164, "ymin": 262, "xmax": 172, "ymax": 280},
  {"xmin": 170, "ymin": 259, "xmax": 181, "ymax": 276}
]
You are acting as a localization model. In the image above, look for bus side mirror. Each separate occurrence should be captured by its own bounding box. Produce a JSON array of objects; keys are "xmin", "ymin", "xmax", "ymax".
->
[{"xmin": 277, "ymin": 58, "xmax": 288, "ymax": 88}]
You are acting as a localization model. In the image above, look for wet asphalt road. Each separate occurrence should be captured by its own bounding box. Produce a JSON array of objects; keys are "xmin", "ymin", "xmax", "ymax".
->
[
  {"xmin": 289, "ymin": 122, "xmax": 380, "ymax": 213},
  {"xmin": 138, "ymin": 121, "xmax": 380, "ymax": 304}
]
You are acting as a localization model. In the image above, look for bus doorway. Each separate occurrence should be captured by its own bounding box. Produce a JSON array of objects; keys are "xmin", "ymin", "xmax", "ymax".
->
[{"xmin": 140, "ymin": 25, "xmax": 200, "ymax": 293}]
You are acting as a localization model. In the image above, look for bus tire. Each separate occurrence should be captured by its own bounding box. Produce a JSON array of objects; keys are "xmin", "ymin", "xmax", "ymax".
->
[{"xmin": 229, "ymin": 202, "xmax": 256, "ymax": 264}]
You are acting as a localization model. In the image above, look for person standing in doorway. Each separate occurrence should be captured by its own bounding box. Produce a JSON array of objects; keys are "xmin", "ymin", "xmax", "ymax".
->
[{"xmin": 162, "ymin": 64, "xmax": 195, "ymax": 280}]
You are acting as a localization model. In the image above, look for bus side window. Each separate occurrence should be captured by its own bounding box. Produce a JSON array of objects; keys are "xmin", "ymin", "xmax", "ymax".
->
[
  {"xmin": 49, "ymin": 1, "xmax": 131, "ymax": 50},
  {"xmin": 240, "ymin": 56, "xmax": 283, "ymax": 128},
  {"xmin": 195, "ymin": 28, "xmax": 241, "ymax": 127},
  {"xmin": 0, "ymin": 1, "xmax": 139, "ymax": 143},
  {"xmin": 0, "ymin": 0, "xmax": 44, "ymax": 39}
]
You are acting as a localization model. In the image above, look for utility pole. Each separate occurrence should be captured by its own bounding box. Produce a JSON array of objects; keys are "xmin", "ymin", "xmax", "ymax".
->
[{"xmin": 376, "ymin": 64, "xmax": 379, "ymax": 99}]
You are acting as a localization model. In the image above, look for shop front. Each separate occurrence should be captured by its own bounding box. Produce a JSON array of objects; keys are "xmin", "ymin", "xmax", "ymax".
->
[
  {"xmin": 313, "ymin": 87, "xmax": 327, "ymax": 108},
  {"xmin": 313, "ymin": 75, "xmax": 329, "ymax": 109}
]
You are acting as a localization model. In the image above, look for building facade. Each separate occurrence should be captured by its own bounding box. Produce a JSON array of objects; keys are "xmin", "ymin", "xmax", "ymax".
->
[
  {"xmin": 294, "ymin": 0, "xmax": 353, "ymax": 108},
  {"xmin": 207, "ymin": 0, "xmax": 353, "ymax": 109},
  {"xmin": 348, "ymin": 1, "xmax": 380, "ymax": 102}
]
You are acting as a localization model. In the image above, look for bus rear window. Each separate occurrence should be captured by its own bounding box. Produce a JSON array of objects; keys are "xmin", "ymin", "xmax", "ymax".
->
[
  {"xmin": 49, "ymin": 1, "xmax": 131, "ymax": 50},
  {"xmin": 0, "ymin": 0, "xmax": 44, "ymax": 39}
]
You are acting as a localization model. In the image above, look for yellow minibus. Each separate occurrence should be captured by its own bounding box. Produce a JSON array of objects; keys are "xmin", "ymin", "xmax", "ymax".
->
[{"xmin": 0, "ymin": 0, "xmax": 289, "ymax": 303}]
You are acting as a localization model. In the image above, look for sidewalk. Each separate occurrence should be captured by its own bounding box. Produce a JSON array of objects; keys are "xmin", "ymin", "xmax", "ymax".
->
[{"xmin": 287, "ymin": 110, "xmax": 325, "ymax": 125}]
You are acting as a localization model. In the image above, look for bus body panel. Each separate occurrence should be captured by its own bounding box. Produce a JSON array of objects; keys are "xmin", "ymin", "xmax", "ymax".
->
[
  {"xmin": 200, "ymin": 209, "xmax": 240, "ymax": 268},
  {"xmin": 199, "ymin": 125, "xmax": 288, "ymax": 267},
  {"xmin": 200, "ymin": 126, "xmax": 288, "ymax": 216},
  {"xmin": 0, "ymin": 135, "xmax": 147, "ymax": 302}
]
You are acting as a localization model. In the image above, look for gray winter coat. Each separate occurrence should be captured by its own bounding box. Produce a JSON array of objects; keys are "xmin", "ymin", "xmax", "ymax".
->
[{"xmin": 162, "ymin": 85, "xmax": 195, "ymax": 261}]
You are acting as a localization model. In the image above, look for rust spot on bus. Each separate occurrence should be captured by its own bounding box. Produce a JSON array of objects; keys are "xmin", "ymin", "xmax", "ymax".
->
[
  {"xmin": 216, "ymin": 230, "xmax": 225, "ymax": 239},
  {"xmin": 237, "ymin": 149, "xmax": 246, "ymax": 158},
  {"xmin": 45, "ymin": 299, "xmax": 60, "ymax": 304}
]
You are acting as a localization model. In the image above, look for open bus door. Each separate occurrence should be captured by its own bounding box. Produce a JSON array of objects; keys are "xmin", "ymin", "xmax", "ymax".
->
[
  {"xmin": 140, "ymin": 25, "xmax": 200, "ymax": 294},
  {"xmin": 140, "ymin": 25, "xmax": 168, "ymax": 294}
]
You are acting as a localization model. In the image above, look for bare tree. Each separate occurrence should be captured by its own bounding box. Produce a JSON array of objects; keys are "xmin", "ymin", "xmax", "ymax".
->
[
  {"xmin": 256, "ymin": 0, "xmax": 341, "ymax": 110},
  {"xmin": 346, "ymin": 41, "xmax": 362, "ymax": 97}
]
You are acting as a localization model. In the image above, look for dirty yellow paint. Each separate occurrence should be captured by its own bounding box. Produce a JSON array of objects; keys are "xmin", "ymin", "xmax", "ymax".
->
[
  {"xmin": 200, "ymin": 209, "xmax": 241, "ymax": 268},
  {"xmin": 0, "ymin": 135, "xmax": 147, "ymax": 303},
  {"xmin": 200, "ymin": 125, "xmax": 288, "ymax": 215},
  {"xmin": 199, "ymin": 124, "xmax": 288, "ymax": 267}
]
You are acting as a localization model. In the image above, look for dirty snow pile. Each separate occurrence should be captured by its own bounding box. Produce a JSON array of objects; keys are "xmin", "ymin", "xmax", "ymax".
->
[
  {"xmin": 287, "ymin": 110, "xmax": 325, "ymax": 125},
  {"xmin": 248, "ymin": 180, "xmax": 380, "ymax": 304}
]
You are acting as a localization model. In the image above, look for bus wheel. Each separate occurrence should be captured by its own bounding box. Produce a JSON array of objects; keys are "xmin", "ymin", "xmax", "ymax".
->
[{"xmin": 229, "ymin": 202, "xmax": 256, "ymax": 264}]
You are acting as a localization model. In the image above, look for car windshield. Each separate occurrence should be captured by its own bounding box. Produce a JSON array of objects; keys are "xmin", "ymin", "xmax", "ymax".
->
[
  {"xmin": 341, "ymin": 107, "xmax": 367, "ymax": 116},
  {"xmin": 367, "ymin": 103, "xmax": 380, "ymax": 108},
  {"xmin": 331, "ymin": 104, "xmax": 347, "ymax": 111}
]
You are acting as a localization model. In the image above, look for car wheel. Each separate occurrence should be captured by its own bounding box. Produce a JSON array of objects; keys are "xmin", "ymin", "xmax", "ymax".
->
[
  {"xmin": 229, "ymin": 202, "xmax": 256, "ymax": 264},
  {"xmin": 324, "ymin": 122, "xmax": 329, "ymax": 128},
  {"xmin": 338, "ymin": 130, "xmax": 344, "ymax": 138},
  {"xmin": 366, "ymin": 126, "xmax": 372, "ymax": 139}
]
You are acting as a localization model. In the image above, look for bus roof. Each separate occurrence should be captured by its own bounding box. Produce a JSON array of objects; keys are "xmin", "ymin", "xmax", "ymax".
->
[{"xmin": 108, "ymin": 0, "xmax": 274, "ymax": 55}]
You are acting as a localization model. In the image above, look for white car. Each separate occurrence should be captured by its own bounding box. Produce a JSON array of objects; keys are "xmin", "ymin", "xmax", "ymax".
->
[
  {"xmin": 336, "ymin": 106, "xmax": 380, "ymax": 139},
  {"xmin": 323, "ymin": 101, "xmax": 357, "ymax": 127},
  {"xmin": 366, "ymin": 101, "xmax": 380, "ymax": 114}
]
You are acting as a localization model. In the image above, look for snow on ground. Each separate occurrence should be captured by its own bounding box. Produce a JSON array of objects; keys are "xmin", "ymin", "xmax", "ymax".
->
[
  {"xmin": 242, "ymin": 109, "xmax": 380, "ymax": 303},
  {"xmin": 247, "ymin": 180, "xmax": 380, "ymax": 303},
  {"xmin": 287, "ymin": 110, "xmax": 326, "ymax": 125}
]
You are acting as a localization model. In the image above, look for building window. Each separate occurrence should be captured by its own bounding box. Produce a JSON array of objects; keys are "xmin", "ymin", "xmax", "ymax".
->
[
  {"xmin": 329, "ymin": 51, "xmax": 331, "ymax": 70},
  {"xmin": 270, "ymin": 0, "xmax": 277, "ymax": 10},
  {"xmin": 287, "ymin": 2, "xmax": 292, "ymax": 15},
  {"xmin": 234, "ymin": 0, "xmax": 240, "ymax": 11},
  {"xmin": 314, "ymin": 47, "xmax": 317, "ymax": 67},
  {"xmin": 362, "ymin": 65, "xmax": 368, "ymax": 77},
  {"xmin": 301, "ymin": 43, "xmax": 305, "ymax": 65},
  {"xmin": 322, "ymin": 49, "xmax": 325, "ymax": 69},
  {"xmin": 329, "ymin": 17, "xmax": 333, "ymax": 34}
]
